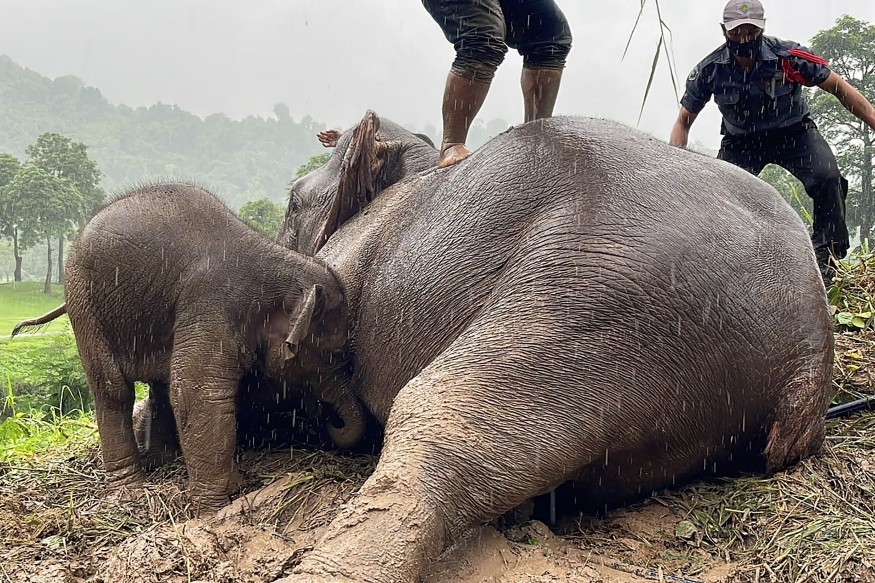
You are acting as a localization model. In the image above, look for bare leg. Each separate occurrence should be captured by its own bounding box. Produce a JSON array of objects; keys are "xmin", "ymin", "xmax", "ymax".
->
[
  {"xmin": 438, "ymin": 71, "xmax": 491, "ymax": 169},
  {"xmin": 521, "ymin": 67, "xmax": 563, "ymax": 122}
]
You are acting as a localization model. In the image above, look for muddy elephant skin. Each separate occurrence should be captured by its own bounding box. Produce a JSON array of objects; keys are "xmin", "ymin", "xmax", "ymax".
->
[
  {"xmin": 19, "ymin": 183, "xmax": 365, "ymax": 514},
  {"xmin": 274, "ymin": 114, "xmax": 835, "ymax": 583}
]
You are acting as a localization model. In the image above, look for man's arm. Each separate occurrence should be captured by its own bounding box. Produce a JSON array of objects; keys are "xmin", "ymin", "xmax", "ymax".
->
[
  {"xmin": 818, "ymin": 71, "xmax": 875, "ymax": 132},
  {"xmin": 669, "ymin": 106, "xmax": 699, "ymax": 148}
]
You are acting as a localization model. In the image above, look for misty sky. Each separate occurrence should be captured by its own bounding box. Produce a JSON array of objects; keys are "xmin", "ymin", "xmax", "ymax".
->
[{"xmin": 1, "ymin": 0, "xmax": 873, "ymax": 150}]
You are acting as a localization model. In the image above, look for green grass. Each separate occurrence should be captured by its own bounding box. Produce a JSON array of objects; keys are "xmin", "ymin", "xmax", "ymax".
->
[
  {"xmin": 0, "ymin": 281, "xmax": 87, "ymax": 419},
  {"xmin": 0, "ymin": 281, "xmax": 69, "ymax": 335},
  {"xmin": 0, "ymin": 332, "xmax": 90, "ymax": 416},
  {"xmin": 0, "ymin": 408, "xmax": 97, "ymax": 462}
]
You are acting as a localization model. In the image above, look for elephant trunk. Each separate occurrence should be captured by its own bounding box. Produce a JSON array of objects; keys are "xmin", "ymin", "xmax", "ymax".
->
[{"xmin": 324, "ymin": 385, "xmax": 367, "ymax": 450}]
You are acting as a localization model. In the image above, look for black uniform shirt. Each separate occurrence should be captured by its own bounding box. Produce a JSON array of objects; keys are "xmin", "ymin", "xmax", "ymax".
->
[{"xmin": 681, "ymin": 36, "xmax": 832, "ymax": 136}]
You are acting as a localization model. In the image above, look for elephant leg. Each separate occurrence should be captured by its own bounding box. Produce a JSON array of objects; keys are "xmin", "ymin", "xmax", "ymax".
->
[
  {"xmin": 168, "ymin": 339, "xmax": 241, "ymax": 515},
  {"xmin": 79, "ymin": 335, "xmax": 144, "ymax": 488},
  {"xmin": 133, "ymin": 382, "xmax": 180, "ymax": 470},
  {"xmin": 281, "ymin": 365, "xmax": 597, "ymax": 583}
]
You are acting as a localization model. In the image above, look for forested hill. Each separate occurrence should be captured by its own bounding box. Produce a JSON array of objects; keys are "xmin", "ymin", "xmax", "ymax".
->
[{"xmin": 0, "ymin": 55, "xmax": 329, "ymax": 208}]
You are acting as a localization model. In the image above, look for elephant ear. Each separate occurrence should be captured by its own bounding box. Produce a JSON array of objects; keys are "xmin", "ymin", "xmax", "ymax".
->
[
  {"xmin": 284, "ymin": 285, "xmax": 320, "ymax": 360},
  {"xmin": 312, "ymin": 110, "xmax": 388, "ymax": 253}
]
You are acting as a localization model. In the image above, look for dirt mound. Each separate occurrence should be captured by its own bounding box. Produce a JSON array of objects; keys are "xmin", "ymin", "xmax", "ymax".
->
[{"xmin": 3, "ymin": 421, "xmax": 874, "ymax": 583}]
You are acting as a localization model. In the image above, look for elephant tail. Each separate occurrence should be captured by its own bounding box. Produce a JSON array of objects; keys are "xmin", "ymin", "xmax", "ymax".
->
[{"xmin": 11, "ymin": 303, "xmax": 67, "ymax": 338}]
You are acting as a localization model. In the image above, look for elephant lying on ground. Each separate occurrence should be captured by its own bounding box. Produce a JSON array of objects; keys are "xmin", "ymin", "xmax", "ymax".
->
[
  {"xmin": 271, "ymin": 113, "xmax": 835, "ymax": 582},
  {"xmin": 12, "ymin": 183, "xmax": 365, "ymax": 513}
]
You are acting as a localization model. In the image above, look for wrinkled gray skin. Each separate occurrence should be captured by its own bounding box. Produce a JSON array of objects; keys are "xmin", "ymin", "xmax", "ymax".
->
[
  {"xmin": 20, "ymin": 183, "xmax": 365, "ymax": 514},
  {"xmin": 277, "ymin": 117, "xmax": 438, "ymax": 255},
  {"xmin": 272, "ymin": 112, "xmax": 835, "ymax": 583},
  {"xmin": 129, "ymin": 117, "xmax": 439, "ymax": 465}
]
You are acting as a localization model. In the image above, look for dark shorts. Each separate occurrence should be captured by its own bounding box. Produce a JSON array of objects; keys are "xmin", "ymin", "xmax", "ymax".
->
[
  {"xmin": 718, "ymin": 119, "xmax": 850, "ymax": 259},
  {"xmin": 422, "ymin": 0, "xmax": 572, "ymax": 81}
]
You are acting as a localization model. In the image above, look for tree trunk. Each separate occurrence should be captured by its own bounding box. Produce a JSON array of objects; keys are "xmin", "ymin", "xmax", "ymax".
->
[
  {"xmin": 44, "ymin": 237, "xmax": 52, "ymax": 295},
  {"xmin": 57, "ymin": 236, "xmax": 64, "ymax": 285},
  {"xmin": 861, "ymin": 134, "xmax": 873, "ymax": 242},
  {"xmin": 13, "ymin": 227, "xmax": 22, "ymax": 282}
]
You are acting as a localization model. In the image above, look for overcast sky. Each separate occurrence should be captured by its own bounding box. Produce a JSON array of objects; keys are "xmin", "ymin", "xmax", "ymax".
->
[{"xmin": 1, "ymin": 1, "xmax": 873, "ymax": 150}]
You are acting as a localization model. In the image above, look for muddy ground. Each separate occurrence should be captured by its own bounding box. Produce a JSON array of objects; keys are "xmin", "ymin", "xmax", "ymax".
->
[
  {"xmin": 0, "ymin": 448, "xmax": 760, "ymax": 583},
  {"xmin": 2, "ymin": 332, "xmax": 874, "ymax": 583}
]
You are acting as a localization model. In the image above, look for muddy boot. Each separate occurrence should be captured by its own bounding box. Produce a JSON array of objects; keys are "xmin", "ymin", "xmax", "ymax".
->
[
  {"xmin": 815, "ymin": 248, "xmax": 837, "ymax": 289},
  {"xmin": 438, "ymin": 72, "xmax": 491, "ymax": 169},
  {"xmin": 521, "ymin": 68, "xmax": 563, "ymax": 122}
]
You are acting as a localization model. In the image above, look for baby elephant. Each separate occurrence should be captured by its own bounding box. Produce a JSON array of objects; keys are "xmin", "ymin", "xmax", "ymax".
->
[{"xmin": 13, "ymin": 182, "xmax": 364, "ymax": 514}]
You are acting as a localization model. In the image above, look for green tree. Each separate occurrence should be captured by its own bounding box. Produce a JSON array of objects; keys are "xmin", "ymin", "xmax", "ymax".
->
[
  {"xmin": 238, "ymin": 198, "xmax": 284, "ymax": 238},
  {"xmin": 26, "ymin": 133, "xmax": 105, "ymax": 284},
  {"xmin": 294, "ymin": 153, "xmax": 331, "ymax": 181},
  {"xmin": 0, "ymin": 153, "xmax": 24, "ymax": 281},
  {"xmin": 808, "ymin": 16, "xmax": 875, "ymax": 241},
  {"xmin": 7, "ymin": 165, "xmax": 81, "ymax": 293},
  {"xmin": 758, "ymin": 165, "xmax": 812, "ymax": 226}
]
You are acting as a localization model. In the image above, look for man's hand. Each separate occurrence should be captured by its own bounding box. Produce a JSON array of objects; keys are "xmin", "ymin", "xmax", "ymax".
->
[{"xmin": 317, "ymin": 129, "xmax": 342, "ymax": 148}]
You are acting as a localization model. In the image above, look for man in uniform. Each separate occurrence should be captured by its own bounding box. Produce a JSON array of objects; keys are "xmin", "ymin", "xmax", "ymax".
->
[
  {"xmin": 669, "ymin": 0, "xmax": 875, "ymax": 286},
  {"xmin": 422, "ymin": 0, "xmax": 573, "ymax": 168}
]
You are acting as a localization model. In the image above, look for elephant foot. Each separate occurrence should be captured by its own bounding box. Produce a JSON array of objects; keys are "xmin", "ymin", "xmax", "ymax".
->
[
  {"xmin": 189, "ymin": 492, "xmax": 232, "ymax": 517},
  {"xmin": 105, "ymin": 463, "xmax": 147, "ymax": 491},
  {"xmin": 278, "ymin": 472, "xmax": 445, "ymax": 583}
]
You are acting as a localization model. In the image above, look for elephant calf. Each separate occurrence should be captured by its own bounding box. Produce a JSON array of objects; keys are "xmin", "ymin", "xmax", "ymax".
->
[{"xmin": 13, "ymin": 183, "xmax": 365, "ymax": 513}]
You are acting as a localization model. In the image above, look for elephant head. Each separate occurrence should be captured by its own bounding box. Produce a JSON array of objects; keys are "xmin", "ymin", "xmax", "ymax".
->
[
  {"xmin": 259, "ymin": 257, "xmax": 366, "ymax": 450},
  {"xmin": 277, "ymin": 111, "xmax": 437, "ymax": 255}
]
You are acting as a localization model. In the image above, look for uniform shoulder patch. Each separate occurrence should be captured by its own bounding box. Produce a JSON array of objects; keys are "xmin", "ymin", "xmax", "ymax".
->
[
  {"xmin": 787, "ymin": 48, "xmax": 829, "ymax": 67},
  {"xmin": 688, "ymin": 66, "xmax": 699, "ymax": 81}
]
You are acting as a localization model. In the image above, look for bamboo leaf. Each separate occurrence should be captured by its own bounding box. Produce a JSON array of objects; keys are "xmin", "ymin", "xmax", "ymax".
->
[
  {"xmin": 638, "ymin": 35, "xmax": 663, "ymax": 125},
  {"xmin": 622, "ymin": 0, "xmax": 648, "ymax": 61}
]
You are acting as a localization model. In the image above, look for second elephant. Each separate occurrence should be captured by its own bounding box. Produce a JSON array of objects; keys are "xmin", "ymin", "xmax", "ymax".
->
[{"xmin": 273, "ymin": 113, "xmax": 835, "ymax": 583}]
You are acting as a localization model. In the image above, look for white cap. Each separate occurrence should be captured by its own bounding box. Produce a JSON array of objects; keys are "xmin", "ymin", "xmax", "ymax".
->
[{"xmin": 723, "ymin": 0, "xmax": 766, "ymax": 30}]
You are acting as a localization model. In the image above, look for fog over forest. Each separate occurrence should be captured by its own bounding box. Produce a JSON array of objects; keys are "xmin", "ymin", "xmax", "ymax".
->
[{"xmin": 2, "ymin": 0, "xmax": 872, "ymax": 149}]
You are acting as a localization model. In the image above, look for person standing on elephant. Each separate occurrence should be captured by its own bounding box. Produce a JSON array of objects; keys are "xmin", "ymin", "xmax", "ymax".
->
[
  {"xmin": 421, "ymin": 0, "xmax": 572, "ymax": 168},
  {"xmin": 669, "ymin": 0, "xmax": 875, "ymax": 286}
]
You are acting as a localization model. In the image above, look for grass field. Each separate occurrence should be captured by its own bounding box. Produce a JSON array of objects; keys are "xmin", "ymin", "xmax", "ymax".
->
[
  {"xmin": 0, "ymin": 281, "xmax": 69, "ymax": 336},
  {"xmin": 0, "ymin": 281, "xmax": 86, "ymax": 420}
]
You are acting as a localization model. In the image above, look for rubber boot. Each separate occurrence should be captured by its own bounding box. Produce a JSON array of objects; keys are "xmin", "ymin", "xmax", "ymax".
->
[
  {"xmin": 815, "ymin": 248, "xmax": 838, "ymax": 289},
  {"xmin": 521, "ymin": 68, "xmax": 563, "ymax": 122},
  {"xmin": 438, "ymin": 71, "xmax": 491, "ymax": 168}
]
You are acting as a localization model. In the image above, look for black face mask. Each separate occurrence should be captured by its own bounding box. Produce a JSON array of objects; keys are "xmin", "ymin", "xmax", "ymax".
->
[{"xmin": 725, "ymin": 35, "xmax": 763, "ymax": 59}]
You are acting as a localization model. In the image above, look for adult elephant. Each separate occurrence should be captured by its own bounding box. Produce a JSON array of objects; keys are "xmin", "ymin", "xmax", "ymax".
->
[
  {"xmin": 277, "ymin": 116, "xmax": 437, "ymax": 255},
  {"xmin": 272, "ymin": 112, "xmax": 835, "ymax": 582},
  {"xmin": 12, "ymin": 183, "xmax": 366, "ymax": 514}
]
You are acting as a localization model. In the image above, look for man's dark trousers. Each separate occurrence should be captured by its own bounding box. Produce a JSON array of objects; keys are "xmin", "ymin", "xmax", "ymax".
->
[{"xmin": 718, "ymin": 118, "xmax": 849, "ymax": 272}]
